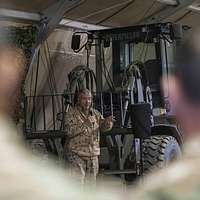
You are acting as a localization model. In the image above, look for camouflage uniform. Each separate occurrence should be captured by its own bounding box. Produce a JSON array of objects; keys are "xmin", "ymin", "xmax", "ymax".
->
[
  {"xmin": 64, "ymin": 106, "xmax": 112, "ymax": 184},
  {"xmin": 132, "ymin": 136, "xmax": 200, "ymax": 200}
]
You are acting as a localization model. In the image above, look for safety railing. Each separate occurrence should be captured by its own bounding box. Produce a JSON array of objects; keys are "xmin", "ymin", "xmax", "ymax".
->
[{"xmin": 24, "ymin": 91, "xmax": 134, "ymax": 138}]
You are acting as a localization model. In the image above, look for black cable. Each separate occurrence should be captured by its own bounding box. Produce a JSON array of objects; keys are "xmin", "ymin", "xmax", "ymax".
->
[
  {"xmin": 44, "ymin": 41, "xmax": 61, "ymax": 117},
  {"xmin": 143, "ymin": 44, "xmax": 149, "ymax": 62},
  {"xmin": 74, "ymin": 41, "xmax": 87, "ymax": 53},
  {"xmin": 101, "ymin": 46, "xmax": 115, "ymax": 90},
  {"xmin": 96, "ymin": 0, "xmax": 136, "ymax": 25},
  {"xmin": 61, "ymin": 0, "xmax": 84, "ymax": 16},
  {"xmin": 34, "ymin": 49, "xmax": 40, "ymax": 97},
  {"xmin": 139, "ymin": 23, "xmax": 150, "ymax": 61},
  {"xmin": 136, "ymin": 2, "xmax": 155, "ymax": 88},
  {"xmin": 46, "ymin": 41, "xmax": 56, "ymax": 86},
  {"xmin": 85, "ymin": 71, "xmax": 89, "ymax": 89},
  {"xmin": 164, "ymin": 39, "xmax": 169, "ymax": 99},
  {"xmin": 101, "ymin": 48, "xmax": 113, "ymax": 90},
  {"xmin": 40, "ymin": 53, "xmax": 54, "ymax": 94},
  {"xmin": 90, "ymin": 70, "xmax": 97, "ymax": 91},
  {"xmin": 44, "ymin": 41, "xmax": 57, "ymax": 93},
  {"xmin": 29, "ymin": 56, "xmax": 34, "ymax": 101},
  {"xmin": 30, "ymin": 49, "xmax": 40, "ymax": 129},
  {"xmin": 45, "ymin": 41, "xmax": 61, "ymax": 111},
  {"xmin": 135, "ymin": 0, "xmax": 157, "ymax": 25},
  {"xmin": 42, "ymin": 45, "xmax": 54, "ymax": 94},
  {"xmin": 174, "ymin": 10, "xmax": 191, "ymax": 23},
  {"xmin": 102, "ymin": 60, "xmax": 114, "ymax": 90}
]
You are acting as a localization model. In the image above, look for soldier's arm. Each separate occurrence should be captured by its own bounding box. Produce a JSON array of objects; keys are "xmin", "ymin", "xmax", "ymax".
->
[
  {"xmin": 100, "ymin": 116, "xmax": 113, "ymax": 132},
  {"xmin": 94, "ymin": 110, "xmax": 113, "ymax": 132}
]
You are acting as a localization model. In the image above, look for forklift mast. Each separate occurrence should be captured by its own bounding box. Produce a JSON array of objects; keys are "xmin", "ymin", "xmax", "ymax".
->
[{"xmin": 92, "ymin": 23, "xmax": 183, "ymax": 113}]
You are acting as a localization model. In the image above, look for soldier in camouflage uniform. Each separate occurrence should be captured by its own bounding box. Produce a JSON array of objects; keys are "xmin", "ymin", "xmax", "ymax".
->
[{"xmin": 64, "ymin": 89, "xmax": 113, "ymax": 184}]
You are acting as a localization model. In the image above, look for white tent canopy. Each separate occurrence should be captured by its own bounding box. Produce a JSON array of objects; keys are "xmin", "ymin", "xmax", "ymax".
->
[{"xmin": 0, "ymin": 0, "xmax": 200, "ymax": 29}]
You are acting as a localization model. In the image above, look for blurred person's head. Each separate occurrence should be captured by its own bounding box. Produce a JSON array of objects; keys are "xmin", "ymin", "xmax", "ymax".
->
[
  {"xmin": 76, "ymin": 88, "xmax": 92, "ymax": 112},
  {"xmin": 0, "ymin": 44, "xmax": 26, "ymax": 117},
  {"xmin": 162, "ymin": 29, "xmax": 200, "ymax": 137}
]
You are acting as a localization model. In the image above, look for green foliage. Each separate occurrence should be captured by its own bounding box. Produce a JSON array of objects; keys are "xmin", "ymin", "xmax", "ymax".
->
[
  {"xmin": 14, "ymin": 26, "xmax": 38, "ymax": 60},
  {"xmin": 0, "ymin": 25, "xmax": 38, "ymax": 60},
  {"xmin": 0, "ymin": 25, "xmax": 38, "ymax": 123}
]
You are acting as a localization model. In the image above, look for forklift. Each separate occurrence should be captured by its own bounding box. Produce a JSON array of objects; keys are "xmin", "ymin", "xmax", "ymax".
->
[{"xmin": 24, "ymin": 22, "xmax": 183, "ymax": 183}]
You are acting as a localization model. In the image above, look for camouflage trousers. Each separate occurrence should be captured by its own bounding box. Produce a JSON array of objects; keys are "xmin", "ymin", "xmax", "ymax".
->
[{"xmin": 67, "ymin": 152, "xmax": 99, "ymax": 185}]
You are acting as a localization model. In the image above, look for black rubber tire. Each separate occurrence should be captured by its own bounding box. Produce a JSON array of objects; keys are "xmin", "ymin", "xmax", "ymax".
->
[{"xmin": 142, "ymin": 135, "xmax": 181, "ymax": 174}]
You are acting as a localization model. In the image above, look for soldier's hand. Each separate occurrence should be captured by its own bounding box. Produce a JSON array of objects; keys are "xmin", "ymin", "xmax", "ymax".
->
[
  {"xmin": 104, "ymin": 115, "xmax": 115, "ymax": 128},
  {"xmin": 105, "ymin": 115, "xmax": 115, "ymax": 123}
]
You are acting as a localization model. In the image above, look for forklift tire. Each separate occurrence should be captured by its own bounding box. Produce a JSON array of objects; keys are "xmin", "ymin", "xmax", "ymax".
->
[{"xmin": 142, "ymin": 135, "xmax": 181, "ymax": 175}]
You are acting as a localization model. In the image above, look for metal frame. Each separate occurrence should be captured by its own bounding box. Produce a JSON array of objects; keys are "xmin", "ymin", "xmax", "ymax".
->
[{"xmin": 0, "ymin": 8, "xmax": 40, "ymax": 22}]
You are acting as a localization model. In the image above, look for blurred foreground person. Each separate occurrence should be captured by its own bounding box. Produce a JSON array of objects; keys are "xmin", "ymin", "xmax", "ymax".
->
[
  {"xmin": 64, "ymin": 89, "xmax": 113, "ymax": 185},
  {"xmin": 0, "ymin": 45, "xmax": 122, "ymax": 200},
  {"xmin": 133, "ymin": 30, "xmax": 200, "ymax": 199},
  {"xmin": 0, "ymin": 45, "xmax": 25, "ymax": 118}
]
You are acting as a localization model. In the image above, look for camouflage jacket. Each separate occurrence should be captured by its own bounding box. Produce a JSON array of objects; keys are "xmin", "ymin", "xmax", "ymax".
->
[
  {"xmin": 64, "ymin": 106, "xmax": 113, "ymax": 157},
  {"xmin": 132, "ymin": 135, "xmax": 200, "ymax": 200}
]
